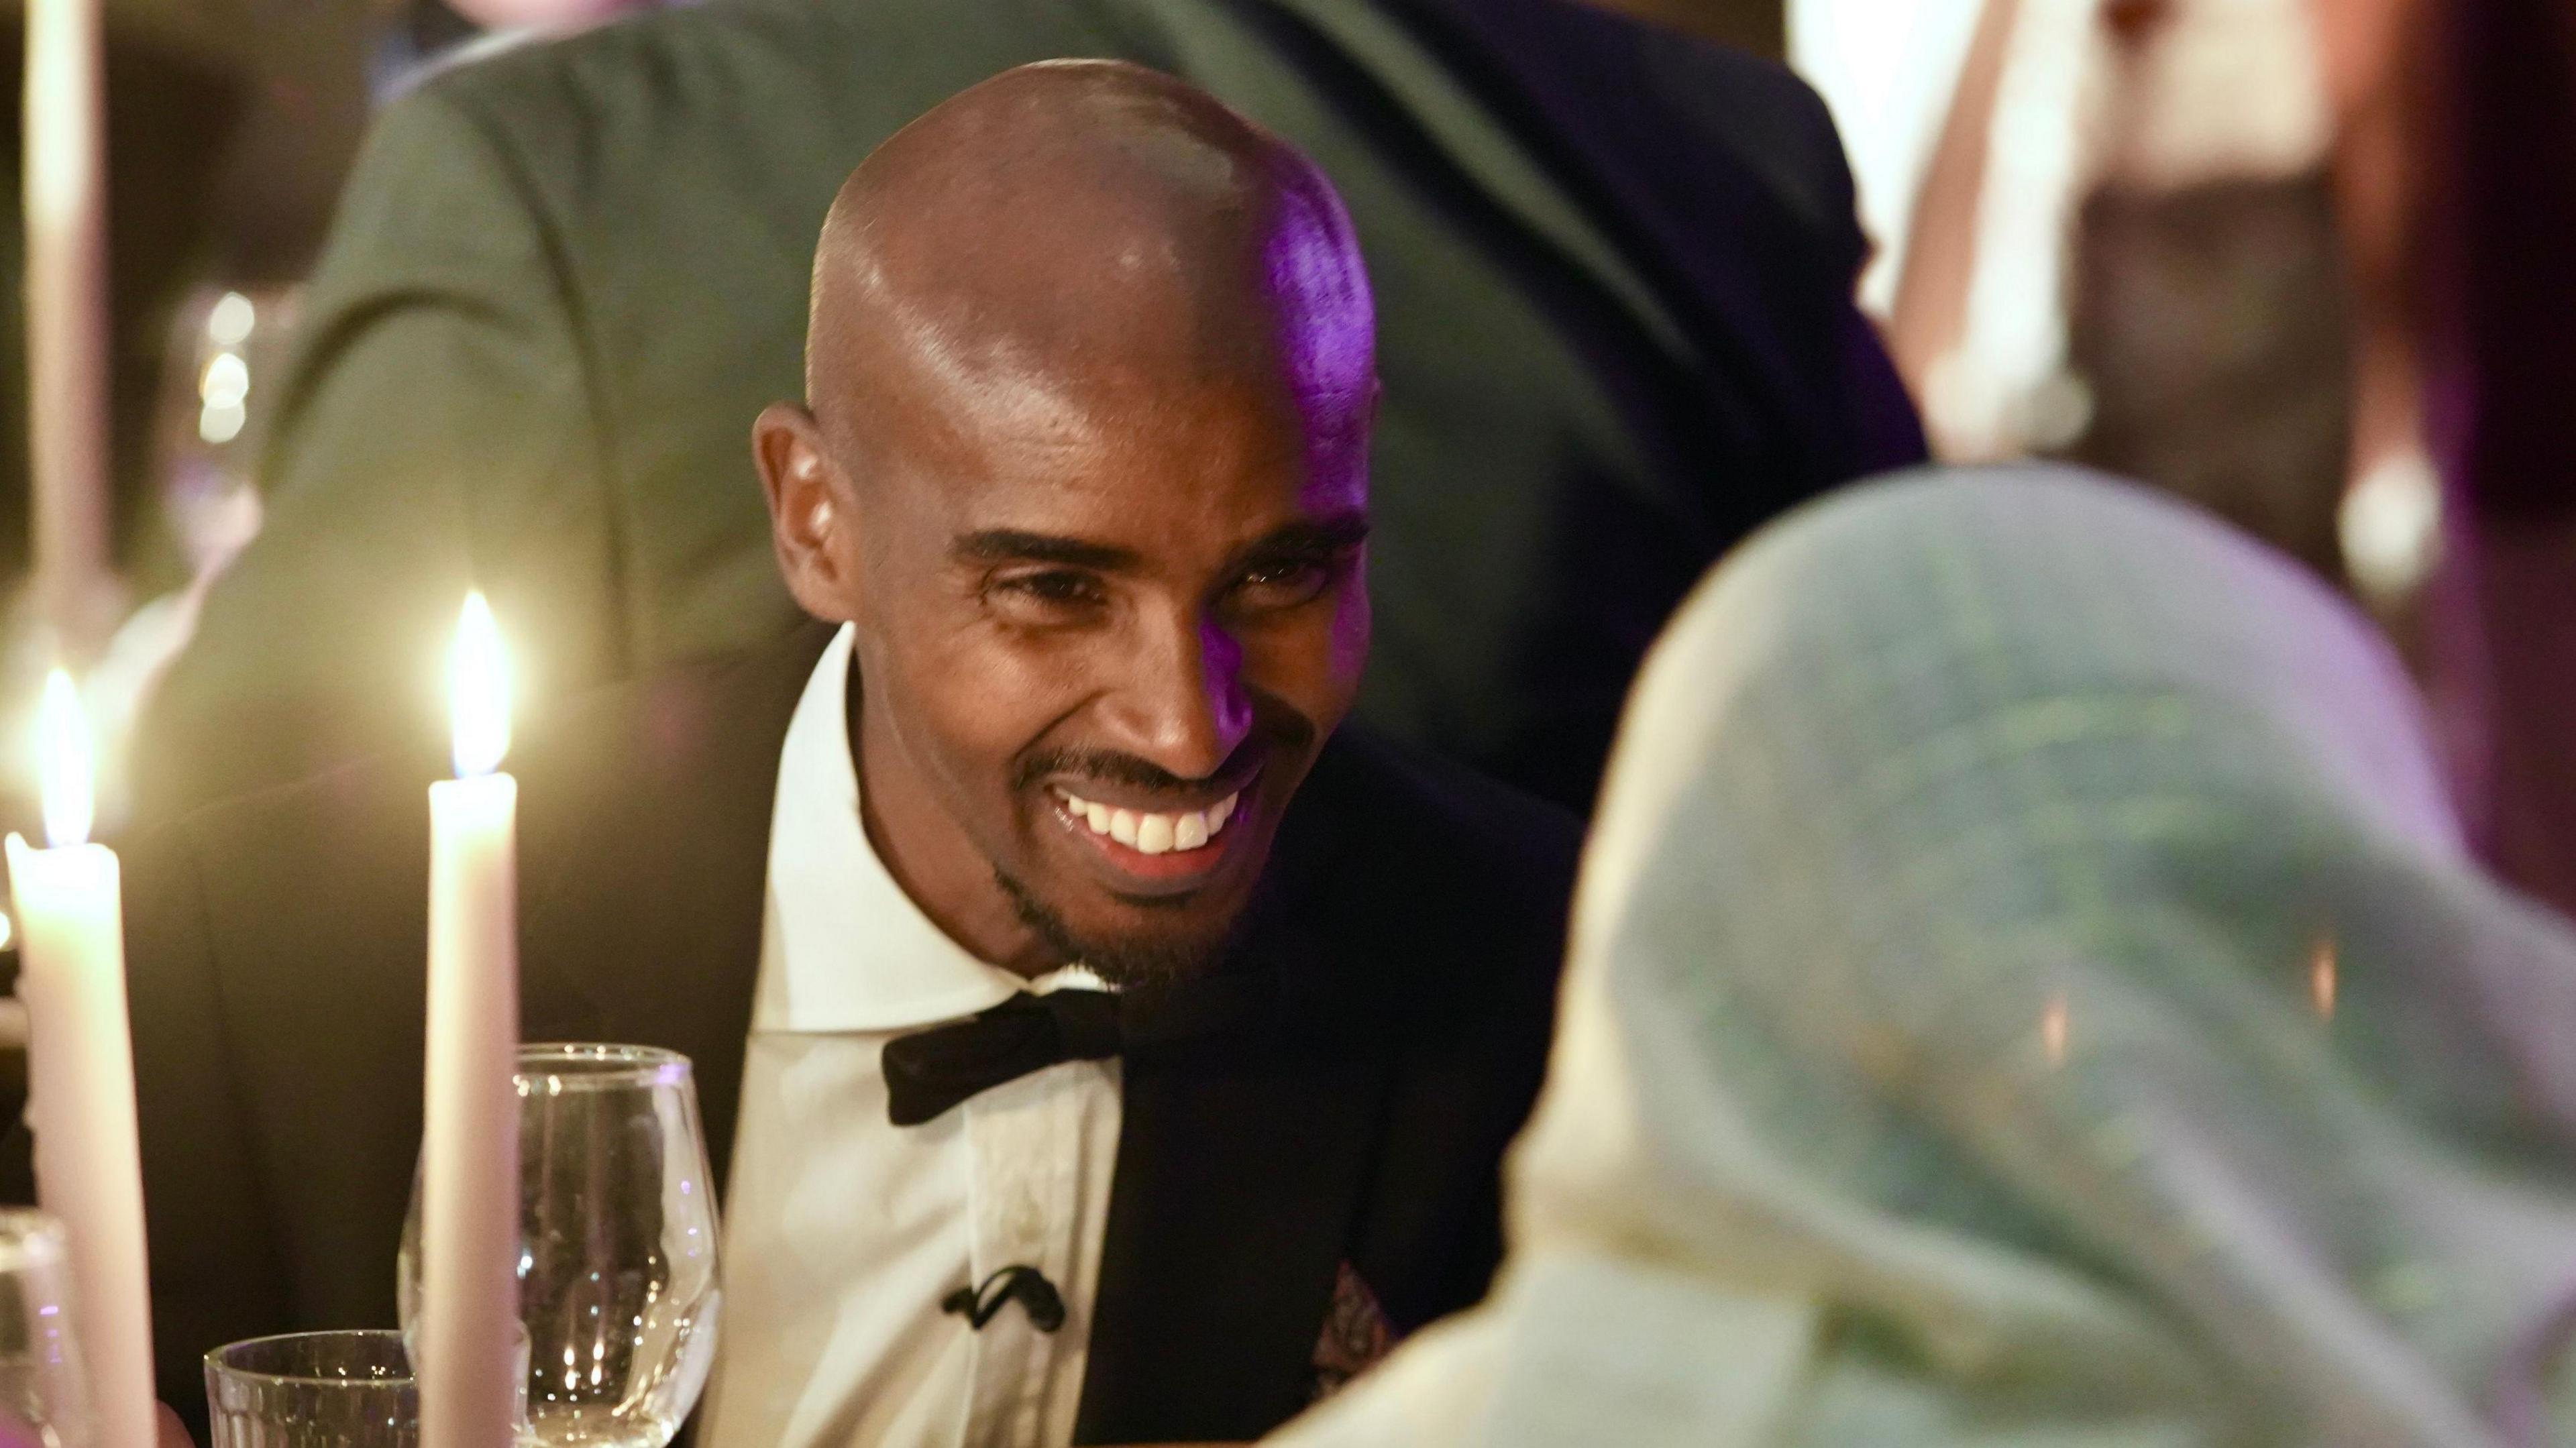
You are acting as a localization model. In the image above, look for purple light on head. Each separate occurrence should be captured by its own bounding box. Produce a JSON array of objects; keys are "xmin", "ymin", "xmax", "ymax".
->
[{"xmin": 1260, "ymin": 158, "xmax": 1376, "ymax": 504}]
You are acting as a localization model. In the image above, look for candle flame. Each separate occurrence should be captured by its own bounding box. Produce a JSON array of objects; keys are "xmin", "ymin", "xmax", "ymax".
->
[
  {"xmin": 449, "ymin": 592, "xmax": 511, "ymax": 777},
  {"xmin": 34, "ymin": 669, "xmax": 91, "ymax": 848}
]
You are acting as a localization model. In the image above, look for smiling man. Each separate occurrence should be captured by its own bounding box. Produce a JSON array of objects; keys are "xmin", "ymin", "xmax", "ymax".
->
[
  {"xmin": 755, "ymin": 60, "xmax": 1383, "ymax": 994},
  {"xmin": 692, "ymin": 58, "xmax": 1571, "ymax": 1446},
  {"xmin": 20, "ymin": 61, "xmax": 1581, "ymax": 1448}
]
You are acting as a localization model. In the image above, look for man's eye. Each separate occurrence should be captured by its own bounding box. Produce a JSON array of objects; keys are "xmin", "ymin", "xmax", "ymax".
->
[
  {"xmin": 1014, "ymin": 571, "xmax": 1097, "ymax": 602},
  {"xmin": 990, "ymin": 569, "xmax": 1106, "ymax": 616},
  {"xmin": 1228, "ymin": 559, "xmax": 1334, "ymax": 610}
]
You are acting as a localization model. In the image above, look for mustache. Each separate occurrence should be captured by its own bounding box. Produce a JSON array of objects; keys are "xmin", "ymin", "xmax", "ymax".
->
[{"xmin": 1011, "ymin": 720, "xmax": 1310, "ymax": 797}]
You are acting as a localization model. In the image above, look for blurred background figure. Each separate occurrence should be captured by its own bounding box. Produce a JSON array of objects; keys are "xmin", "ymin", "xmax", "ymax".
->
[
  {"xmin": 0, "ymin": 0, "xmax": 2569, "ymax": 916},
  {"xmin": 1271, "ymin": 467, "xmax": 2576, "ymax": 1447},
  {"xmin": 2342, "ymin": 0, "xmax": 2576, "ymax": 932},
  {"xmin": 1786, "ymin": 0, "xmax": 2576, "ymax": 923},
  {"xmin": 1802, "ymin": 0, "xmax": 2353, "ymax": 574}
]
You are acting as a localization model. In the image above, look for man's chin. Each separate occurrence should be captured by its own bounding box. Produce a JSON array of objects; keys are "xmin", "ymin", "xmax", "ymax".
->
[{"xmin": 995, "ymin": 870, "xmax": 1234, "ymax": 990}]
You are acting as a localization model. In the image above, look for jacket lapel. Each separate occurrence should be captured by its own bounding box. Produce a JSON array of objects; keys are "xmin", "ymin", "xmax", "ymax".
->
[
  {"xmin": 1073, "ymin": 755, "xmax": 1394, "ymax": 1445},
  {"xmin": 515, "ymin": 622, "xmax": 833, "ymax": 1196}
]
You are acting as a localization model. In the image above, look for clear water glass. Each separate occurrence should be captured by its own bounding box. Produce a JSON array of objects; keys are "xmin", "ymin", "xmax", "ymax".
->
[
  {"xmin": 204, "ymin": 1331, "xmax": 413, "ymax": 1448},
  {"xmin": 0, "ymin": 1210, "xmax": 92, "ymax": 1448},
  {"xmin": 400, "ymin": 1044, "xmax": 720, "ymax": 1448}
]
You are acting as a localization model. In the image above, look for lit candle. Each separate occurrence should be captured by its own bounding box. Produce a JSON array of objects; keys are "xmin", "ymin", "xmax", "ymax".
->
[
  {"xmin": 420, "ymin": 593, "xmax": 521, "ymax": 1448},
  {"xmin": 5, "ymin": 670, "xmax": 153, "ymax": 1448}
]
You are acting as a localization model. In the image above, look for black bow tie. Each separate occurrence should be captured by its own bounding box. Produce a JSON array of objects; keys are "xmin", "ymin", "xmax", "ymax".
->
[{"xmin": 882, "ymin": 989, "xmax": 1125, "ymax": 1126}]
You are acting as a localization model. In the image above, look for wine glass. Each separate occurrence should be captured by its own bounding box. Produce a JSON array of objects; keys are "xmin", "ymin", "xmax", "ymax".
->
[
  {"xmin": 0, "ymin": 1211, "xmax": 91, "ymax": 1448},
  {"xmin": 401, "ymin": 1045, "xmax": 720, "ymax": 1448},
  {"xmin": 205, "ymin": 1331, "xmax": 415, "ymax": 1448}
]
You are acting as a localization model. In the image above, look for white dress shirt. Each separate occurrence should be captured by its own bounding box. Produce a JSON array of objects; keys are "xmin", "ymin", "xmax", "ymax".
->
[{"xmin": 698, "ymin": 624, "xmax": 1124, "ymax": 1448}]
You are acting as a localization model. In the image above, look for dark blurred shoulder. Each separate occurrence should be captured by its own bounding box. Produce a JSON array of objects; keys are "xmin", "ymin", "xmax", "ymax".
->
[
  {"xmin": 1291, "ymin": 724, "xmax": 1583, "ymax": 1001},
  {"xmin": 116, "ymin": 748, "xmax": 433, "ymax": 1028},
  {"xmin": 1395, "ymin": 0, "xmax": 1869, "ymax": 265},
  {"xmin": 1620, "ymin": 15, "xmax": 1863, "ymax": 256},
  {"xmin": 1308, "ymin": 722, "xmax": 1582, "ymax": 878},
  {"xmin": 1292, "ymin": 725, "xmax": 1580, "ymax": 1327}
]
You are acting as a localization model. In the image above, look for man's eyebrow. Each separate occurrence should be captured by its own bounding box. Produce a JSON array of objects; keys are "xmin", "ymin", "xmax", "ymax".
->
[
  {"xmin": 951, "ymin": 530, "xmax": 1140, "ymax": 570},
  {"xmin": 1235, "ymin": 512, "xmax": 1371, "ymax": 561}
]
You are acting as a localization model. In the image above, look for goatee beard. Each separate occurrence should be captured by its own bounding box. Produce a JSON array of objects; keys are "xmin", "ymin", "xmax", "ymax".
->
[{"xmin": 993, "ymin": 869, "xmax": 1226, "ymax": 991}]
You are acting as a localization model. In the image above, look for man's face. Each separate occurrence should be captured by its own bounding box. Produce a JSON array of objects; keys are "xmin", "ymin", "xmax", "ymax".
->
[{"xmin": 804, "ymin": 361, "xmax": 1369, "ymax": 983}]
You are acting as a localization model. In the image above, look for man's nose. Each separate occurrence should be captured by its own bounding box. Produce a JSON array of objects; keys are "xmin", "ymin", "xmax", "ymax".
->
[{"xmin": 1100, "ymin": 614, "xmax": 1253, "ymax": 781}]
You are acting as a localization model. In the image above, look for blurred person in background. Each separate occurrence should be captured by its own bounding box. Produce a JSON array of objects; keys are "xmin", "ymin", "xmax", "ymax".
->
[
  {"xmin": 127, "ymin": 0, "xmax": 1922, "ymax": 828},
  {"xmin": 1805, "ymin": 0, "xmax": 2352, "ymax": 579},
  {"xmin": 2061, "ymin": 0, "xmax": 2351, "ymax": 586},
  {"xmin": 1269, "ymin": 466, "xmax": 2576, "ymax": 1447},
  {"xmin": 1798, "ymin": 0, "xmax": 2576, "ymax": 926},
  {"xmin": 2312, "ymin": 0, "xmax": 2576, "ymax": 930}
]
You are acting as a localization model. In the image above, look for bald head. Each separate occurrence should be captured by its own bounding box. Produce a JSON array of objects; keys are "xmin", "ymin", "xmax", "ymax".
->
[{"xmin": 806, "ymin": 60, "xmax": 1375, "ymax": 486}]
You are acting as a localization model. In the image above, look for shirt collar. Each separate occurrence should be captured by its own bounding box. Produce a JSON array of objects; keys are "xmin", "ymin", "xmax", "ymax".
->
[{"xmin": 761, "ymin": 623, "xmax": 1045, "ymax": 1034}]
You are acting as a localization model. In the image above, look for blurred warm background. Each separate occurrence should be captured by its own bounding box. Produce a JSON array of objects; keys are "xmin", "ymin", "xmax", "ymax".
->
[{"xmin": 3, "ymin": 0, "xmax": 2571, "ymax": 914}]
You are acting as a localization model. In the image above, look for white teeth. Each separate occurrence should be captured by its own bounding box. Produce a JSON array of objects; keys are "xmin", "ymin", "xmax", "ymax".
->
[
  {"xmin": 1057, "ymin": 787, "xmax": 1247, "ymax": 852},
  {"xmin": 1134, "ymin": 813, "xmax": 1175, "ymax": 854}
]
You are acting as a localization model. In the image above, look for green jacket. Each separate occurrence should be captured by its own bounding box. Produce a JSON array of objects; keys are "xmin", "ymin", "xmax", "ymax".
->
[{"xmin": 134, "ymin": 0, "xmax": 1917, "ymax": 822}]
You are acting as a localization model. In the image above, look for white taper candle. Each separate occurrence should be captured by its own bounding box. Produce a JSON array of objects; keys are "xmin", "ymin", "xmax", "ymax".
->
[
  {"xmin": 7, "ymin": 669, "xmax": 153, "ymax": 1448},
  {"xmin": 421, "ymin": 594, "xmax": 522, "ymax": 1448}
]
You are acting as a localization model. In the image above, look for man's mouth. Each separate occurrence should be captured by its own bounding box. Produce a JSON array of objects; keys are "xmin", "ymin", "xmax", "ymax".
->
[{"xmin": 1050, "ymin": 785, "xmax": 1243, "ymax": 856}]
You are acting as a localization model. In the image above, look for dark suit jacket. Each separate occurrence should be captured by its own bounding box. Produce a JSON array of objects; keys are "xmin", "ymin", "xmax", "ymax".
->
[
  {"xmin": 24, "ymin": 624, "xmax": 1578, "ymax": 1444},
  {"xmin": 134, "ymin": 0, "xmax": 1921, "ymax": 826}
]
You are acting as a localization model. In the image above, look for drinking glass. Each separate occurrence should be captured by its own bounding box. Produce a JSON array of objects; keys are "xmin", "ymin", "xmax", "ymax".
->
[
  {"xmin": 0, "ymin": 1211, "xmax": 91, "ymax": 1448},
  {"xmin": 205, "ymin": 1331, "xmax": 413, "ymax": 1448},
  {"xmin": 400, "ymin": 1045, "xmax": 720, "ymax": 1448}
]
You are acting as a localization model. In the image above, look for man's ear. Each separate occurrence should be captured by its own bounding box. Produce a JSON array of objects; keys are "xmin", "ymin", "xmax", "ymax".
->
[{"xmin": 753, "ymin": 402, "xmax": 861, "ymax": 622}]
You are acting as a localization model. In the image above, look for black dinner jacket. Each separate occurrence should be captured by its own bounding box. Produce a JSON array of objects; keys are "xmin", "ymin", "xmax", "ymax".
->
[{"xmin": 13, "ymin": 621, "xmax": 1578, "ymax": 1444}]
